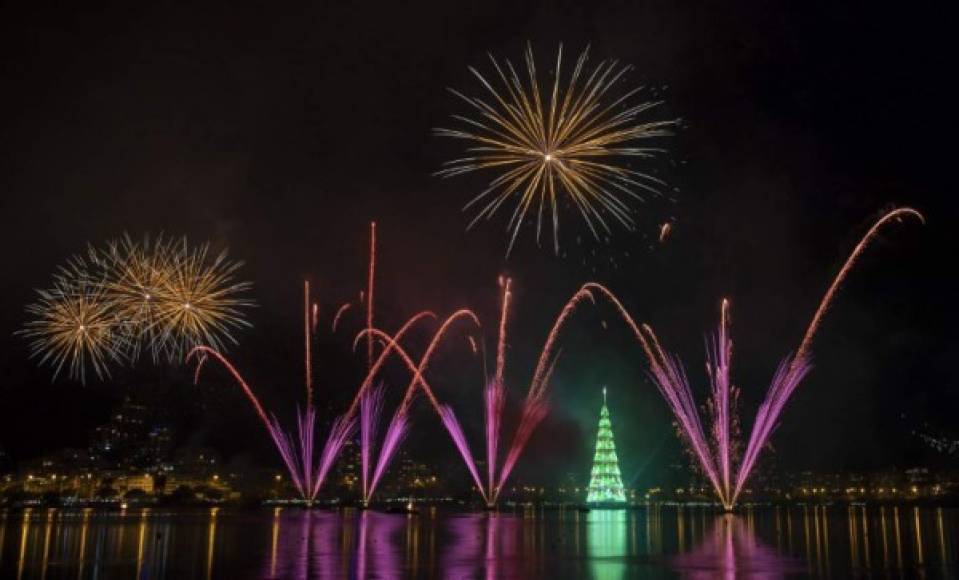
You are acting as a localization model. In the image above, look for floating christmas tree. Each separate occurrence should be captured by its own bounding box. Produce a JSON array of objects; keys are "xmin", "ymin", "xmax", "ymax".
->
[{"xmin": 586, "ymin": 387, "xmax": 627, "ymax": 505}]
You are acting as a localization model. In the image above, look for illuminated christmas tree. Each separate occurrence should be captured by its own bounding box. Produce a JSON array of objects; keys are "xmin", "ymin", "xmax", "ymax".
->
[{"xmin": 586, "ymin": 387, "xmax": 627, "ymax": 504}]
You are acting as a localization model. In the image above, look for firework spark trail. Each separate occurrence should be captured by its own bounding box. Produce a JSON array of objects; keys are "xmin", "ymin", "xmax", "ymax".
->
[
  {"xmin": 332, "ymin": 303, "xmax": 352, "ymax": 333},
  {"xmin": 645, "ymin": 344, "xmax": 726, "ymax": 505},
  {"xmin": 347, "ymin": 312, "xmax": 478, "ymax": 503},
  {"xmin": 367, "ymin": 409, "xmax": 411, "ymax": 503},
  {"xmin": 297, "ymin": 409, "xmax": 316, "ymax": 495},
  {"xmin": 495, "ymin": 397, "xmax": 549, "ymax": 500},
  {"xmin": 659, "ymin": 222, "xmax": 672, "ymax": 243},
  {"xmin": 708, "ymin": 299, "xmax": 733, "ymax": 504},
  {"xmin": 439, "ymin": 405, "xmax": 489, "ymax": 505},
  {"xmin": 487, "ymin": 278, "xmax": 511, "ymax": 494},
  {"xmin": 527, "ymin": 288, "xmax": 596, "ymax": 401},
  {"xmin": 189, "ymin": 346, "xmax": 355, "ymax": 502},
  {"xmin": 495, "ymin": 278, "xmax": 511, "ymax": 384},
  {"xmin": 344, "ymin": 311, "xmax": 437, "ymax": 419},
  {"xmin": 296, "ymin": 407, "xmax": 316, "ymax": 499},
  {"xmin": 367, "ymin": 222, "xmax": 376, "ymax": 370},
  {"xmin": 485, "ymin": 380, "xmax": 505, "ymax": 498},
  {"xmin": 794, "ymin": 207, "xmax": 924, "ymax": 364},
  {"xmin": 304, "ymin": 281, "xmax": 313, "ymax": 408},
  {"xmin": 435, "ymin": 44, "xmax": 676, "ymax": 255},
  {"xmin": 359, "ymin": 310, "xmax": 481, "ymax": 416},
  {"xmin": 497, "ymin": 286, "xmax": 596, "ymax": 495},
  {"xmin": 193, "ymin": 353, "xmax": 208, "ymax": 385},
  {"xmin": 188, "ymin": 347, "xmax": 272, "ymax": 428},
  {"xmin": 732, "ymin": 356, "xmax": 811, "ymax": 504},
  {"xmin": 314, "ymin": 414, "xmax": 356, "ymax": 499},
  {"xmin": 360, "ymin": 385, "xmax": 386, "ymax": 502},
  {"xmin": 267, "ymin": 414, "xmax": 307, "ymax": 497}
]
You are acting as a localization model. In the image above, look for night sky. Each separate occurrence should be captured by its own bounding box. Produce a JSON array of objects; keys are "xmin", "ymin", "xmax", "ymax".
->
[{"xmin": 0, "ymin": 2, "xmax": 955, "ymax": 487}]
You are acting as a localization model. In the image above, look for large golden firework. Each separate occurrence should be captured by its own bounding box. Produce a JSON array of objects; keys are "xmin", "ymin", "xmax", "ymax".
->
[
  {"xmin": 436, "ymin": 44, "xmax": 676, "ymax": 255},
  {"xmin": 150, "ymin": 239, "xmax": 253, "ymax": 361},
  {"xmin": 22, "ymin": 236, "xmax": 253, "ymax": 382},
  {"xmin": 21, "ymin": 275, "xmax": 127, "ymax": 382},
  {"xmin": 88, "ymin": 234, "xmax": 176, "ymax": 361}
]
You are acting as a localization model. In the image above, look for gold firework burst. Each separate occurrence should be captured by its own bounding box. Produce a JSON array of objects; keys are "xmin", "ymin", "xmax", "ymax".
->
[
  {"xmin": 435, "ymin": 44, "xmax": 676, "ymax": 255},
  {"xmin": 151, "ymin": 240, "xmax": 253, "ymax": 361},
  {"xmin": 89, "ymin": 234, "xmax": 176, "ymax": 361},
  {"xmin": 21, "ymin": 275, "xmax": 128, "ymax": 382},
  {"xmin": 22, "ymin": 236, "xmax": 253, "ymax": 382}
]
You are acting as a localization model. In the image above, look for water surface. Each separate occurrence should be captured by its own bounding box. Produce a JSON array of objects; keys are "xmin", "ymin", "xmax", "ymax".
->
[{"xmin": 0, "ymin": 504, "xmax": 955, "ymax": 578}]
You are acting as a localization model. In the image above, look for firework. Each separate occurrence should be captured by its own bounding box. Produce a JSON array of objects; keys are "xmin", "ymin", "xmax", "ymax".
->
[
  {"xmin": 436, "ymin": 44, "xmax": 676, "ymax": 255},
  {"xmin": 588, "ymin": 207, "xmax": 923, "ymax": 509},
  {"xmin": 394, "ymin": 278, "xmax": 597, "ymax": 507},
  {"xmin": 23, "ymin": 234, "xmax": 253, "ymax": 381},
  {"xmin": 659, "ymin": 222, "xmax": 672, "ymax": 243},
  {"xmin": 150, "ymin": 239, "xmax": 253, "ymax": 360},
  {"xmin": 88, "ymin": 235, "xmax": 176, "ymax": 361},
  {"xmin": 21, "ymin": 276, "xmax": 127, "ymax": 382}
]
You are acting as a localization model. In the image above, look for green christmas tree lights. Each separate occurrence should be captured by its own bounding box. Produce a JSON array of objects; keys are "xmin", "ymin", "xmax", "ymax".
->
[{"xmin": 586, "ymin": 387, "xmax": 627, "ymax": 505}]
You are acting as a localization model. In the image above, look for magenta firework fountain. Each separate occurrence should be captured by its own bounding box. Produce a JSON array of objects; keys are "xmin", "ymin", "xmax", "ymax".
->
[
  {"xmin": 400, "ymin": 277, "xmax": 596, "ymax": 507},
  {"xmin": 188, "ymin": 280, "xmax": 357, "ymax": 503},
  {"xmin": 587, "ymin": 207, "xmax": 923, "ymax": 509},
  {"xmin": 188, "ymin": 223, "xmax": 454, "ymax": 505}
]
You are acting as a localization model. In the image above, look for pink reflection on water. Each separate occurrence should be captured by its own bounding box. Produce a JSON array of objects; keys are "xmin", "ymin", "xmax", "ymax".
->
[
  {"xmin": 672, "ymin": 514, "xmax": 802, "ymax": 579},
  {"xmin": 262, "ymin": 510, "xmax": 405, "ymax": 579},
  {"xmin": 443, "ymin": 513, "xmax": 522, "ymax": 579}
]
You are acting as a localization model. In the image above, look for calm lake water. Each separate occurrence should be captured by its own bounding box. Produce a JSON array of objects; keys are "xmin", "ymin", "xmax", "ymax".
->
[{"xmin": 0, "ymin": 504, "xmax": 955, "ymax": 578}]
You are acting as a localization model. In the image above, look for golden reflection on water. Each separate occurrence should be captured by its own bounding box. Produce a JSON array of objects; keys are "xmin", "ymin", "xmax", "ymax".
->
[
  {"xmin": 270, "ymin": 507, "xmax": 281, "ymax": 577},
  {"xmin": 0, "ymin": 511, "xmax": 6, "ymax": 569},
  {"xmin": 913, "ymin": 506, "xmax": 924, "ymax": 566},
  {"xmin": 0, "ymin": 504, "xmax": 955, "ymax": 577},
  {"xmin": 135, "ymin": 508, "xmax": 149, "ymax": 578},
  {"xmin": 77, "ymin": 509, "xmax": 91, "ymax": 580},
  {"xmin": 937, "ymin": 507, "xmax": 947, "ymax": 571},
  {"xmin": 205, "ymin": 506, "xmax": 218, "ymax": 580},
  {"xmin": 861, "ymin": 506, "xmax": 871, "ymax": 569},
  {"xmin": 16, "ymin": 508, "xmax": 30, "ymax": 580},
  {"xmin": 880, "ymin": 506, "xmax": 889, "ymax": 567},
  {"xmin": 894, "ymin": 506, "xmax": 903, "ymax": 569}
]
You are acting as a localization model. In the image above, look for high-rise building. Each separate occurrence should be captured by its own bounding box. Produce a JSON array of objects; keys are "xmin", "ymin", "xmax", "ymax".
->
[{"xmin": 586, "ymin": 387, "xmax": 627, "ymax": 505}]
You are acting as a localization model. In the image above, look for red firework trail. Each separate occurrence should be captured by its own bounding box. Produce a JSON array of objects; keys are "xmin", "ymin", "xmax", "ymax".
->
[
  {"xmin": 794, "ymin": 207, "xmax": 924, "ymax": 364},
  {"xmin": 354, "ymin": 310, "xmax": 478, "ymax": 416},
  {"xmin": 487, "ymin": 279, "xmax": 511, "ymax": 494},
  {"xmin": 332, "ymin": 302, "xmax": 352, "ymax": 333},
  {"xmin": 344, "ymin": 311, "xmax": 436, "ymax": 419},
  {"xmin": 304, "ymin": 280, "xmax": 313, "ymax": 408},
  {"xmin": 527, "ymin": 287, "xmax": 597, "ymax": 400},
  {"xmin": 367, "ymin": 221, "xmax": 376, "ymax": 371},
  {"xmin": 495, "ymin": 278, "xmax": 511, "ymax": 385}
]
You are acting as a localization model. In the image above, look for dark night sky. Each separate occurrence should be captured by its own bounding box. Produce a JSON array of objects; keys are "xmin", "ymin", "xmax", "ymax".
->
[{"xmin": 0, "ymin": 2, "xmax": 955, "ymax": 486}]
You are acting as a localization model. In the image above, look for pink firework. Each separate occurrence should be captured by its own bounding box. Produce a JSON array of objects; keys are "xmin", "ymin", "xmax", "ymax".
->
[{"xmin": 589, "ymin": 207, "xmax": 922, "ymax": 509}]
